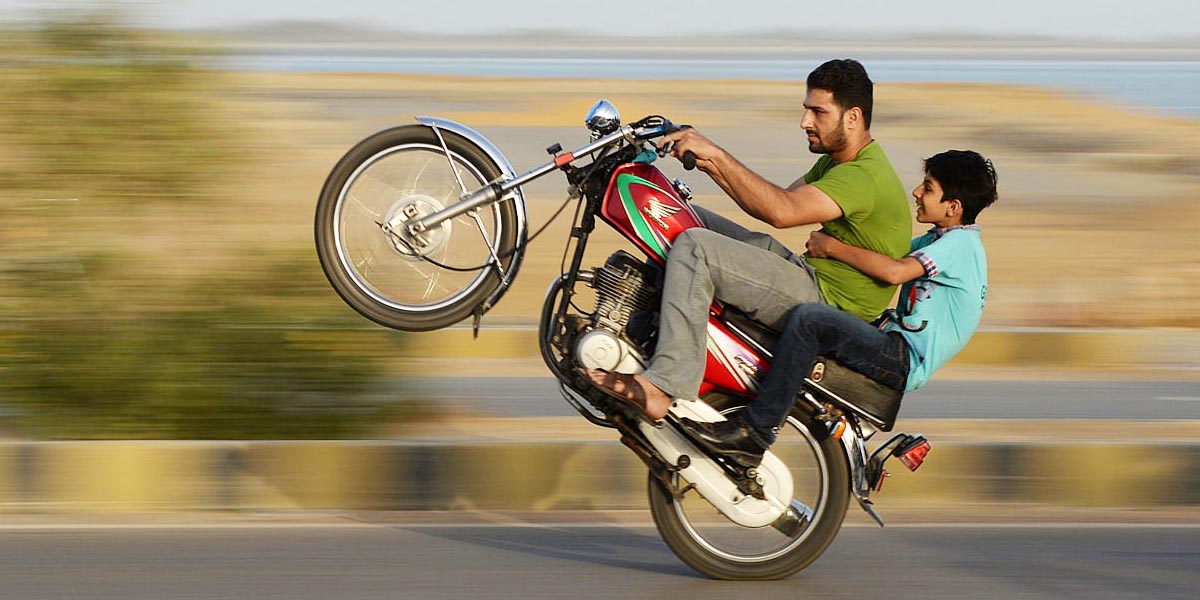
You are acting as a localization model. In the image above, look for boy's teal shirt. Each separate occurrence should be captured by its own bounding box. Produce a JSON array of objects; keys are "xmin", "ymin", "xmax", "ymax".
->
[{"xmin": 883, "ymin": 226, "xmax": 988, "ymax": 391}]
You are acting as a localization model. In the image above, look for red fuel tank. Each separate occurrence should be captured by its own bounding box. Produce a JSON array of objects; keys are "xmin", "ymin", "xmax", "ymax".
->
[{"xmin": 599, "ymin": 163, "xmax": 703, "ymax": 264}]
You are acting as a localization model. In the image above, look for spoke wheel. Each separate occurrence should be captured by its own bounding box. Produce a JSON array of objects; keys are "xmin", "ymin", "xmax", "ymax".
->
[{"xmin": 315, "ymin": 126, "xmax": 521, "ymax": 331}]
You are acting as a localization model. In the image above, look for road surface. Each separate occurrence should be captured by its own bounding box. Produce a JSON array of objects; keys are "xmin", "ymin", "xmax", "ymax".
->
[
  {"xmin": 402, "ymin": 377, "xmax": 1200, "ymax": 419},
  {"xmin": 2, "ymin": 522, "xmax": 1196, "ymax": 599}
]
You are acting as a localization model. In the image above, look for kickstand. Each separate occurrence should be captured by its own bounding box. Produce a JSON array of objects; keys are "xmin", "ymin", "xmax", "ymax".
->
[
  {"xmin": 857, "ymin": 498, "xmax": 885, "ymax": 527},
  {"xmin": 472, "ymin": 307, "xmax": 483, "ymax": 339}
]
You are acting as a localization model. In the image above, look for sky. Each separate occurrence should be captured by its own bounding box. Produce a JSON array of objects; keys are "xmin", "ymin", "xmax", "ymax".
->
[{"xmin": 1, "ymin": 0, "xmax": 1198, "ymax": 41}]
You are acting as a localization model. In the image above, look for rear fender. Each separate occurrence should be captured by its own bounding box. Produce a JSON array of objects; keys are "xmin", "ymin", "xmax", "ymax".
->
[
  {"xmin": 796, "ymin": 391, "xmax": 884, "ymax": 525},
  {"xmin": 837, "ymin": 416, "xmax": 886, "ymax": 525}
]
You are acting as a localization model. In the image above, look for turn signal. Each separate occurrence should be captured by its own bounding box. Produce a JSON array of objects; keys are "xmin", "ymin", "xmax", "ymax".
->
[{"xmin": 829, "ymin": 418, "xmax": 848, "ymax": 440}]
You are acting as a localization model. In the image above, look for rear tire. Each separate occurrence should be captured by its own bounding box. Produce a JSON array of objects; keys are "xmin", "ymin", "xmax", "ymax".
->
[
  {"xmin": 315, "ymin": 125, "xmax": 521, "ymax": 331},
  {"xmin": 648, "ymin": 396, "xmax": 850, "ymax": 580}
]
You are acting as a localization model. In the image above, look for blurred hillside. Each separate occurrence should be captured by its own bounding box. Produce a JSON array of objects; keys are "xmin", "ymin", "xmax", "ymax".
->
[
  {"xmin": 188, "ymin": 19, "xmax": 1200, "ymax": 52},
  {"xmin": 0, "ymin": 15, "xmax": 413, "ymax": 439}
]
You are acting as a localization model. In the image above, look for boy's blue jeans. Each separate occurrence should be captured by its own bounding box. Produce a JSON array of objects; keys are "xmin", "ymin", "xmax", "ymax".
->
[{"xmin": 742, "ymin": 303, "xmax": 910, "ymax": 443}]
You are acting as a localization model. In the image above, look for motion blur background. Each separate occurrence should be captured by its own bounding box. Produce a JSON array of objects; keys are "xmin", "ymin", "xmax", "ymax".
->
[
  {"xmin": 2, "ymin": 6, "xmax": 1198, "ymax": 598},
  {"xmin": 0, "ymin": 2, "xmax": 1196, "ymax": 439}
]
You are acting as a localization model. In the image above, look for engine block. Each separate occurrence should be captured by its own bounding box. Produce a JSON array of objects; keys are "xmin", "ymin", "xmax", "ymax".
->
[
  {"xmin": 593, "ymin": 251, "xmax": 660, "ymax": 334},
  {"xmin": 572, "ymin": 251, "xmax": 661, "ymax": 373}
]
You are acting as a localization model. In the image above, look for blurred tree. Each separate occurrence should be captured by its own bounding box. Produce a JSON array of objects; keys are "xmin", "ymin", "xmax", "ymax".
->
[
  {"xmin": 0, "ymin": 12, "xmax": 416, "ymax": 439},
  {"xmin": 0, "ymin": 11, "xmax": 231, "ymax": 203}
]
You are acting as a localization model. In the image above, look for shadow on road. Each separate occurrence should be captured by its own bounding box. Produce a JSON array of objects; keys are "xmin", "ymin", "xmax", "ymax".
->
[{"xmin": 400, "ymin": 524, "xmax": 698, "ymax": 578}]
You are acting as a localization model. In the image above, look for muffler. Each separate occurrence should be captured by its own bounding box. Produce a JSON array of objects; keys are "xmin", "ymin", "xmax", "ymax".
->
[{"xmin": 636, "ymin": 398, "xmax": 798, "ymax": 529}]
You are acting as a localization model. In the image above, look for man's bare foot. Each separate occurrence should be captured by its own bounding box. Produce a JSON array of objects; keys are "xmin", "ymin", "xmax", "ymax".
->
[{"xmin": 586, "ymin": 369, "xmax": 672, "ymax": 420}]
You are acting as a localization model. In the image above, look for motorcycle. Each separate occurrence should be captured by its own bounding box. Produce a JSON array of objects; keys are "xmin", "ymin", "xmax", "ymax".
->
[{"xmin": 314, "ymin": 100, "xmax": 932, "ymax": 580}]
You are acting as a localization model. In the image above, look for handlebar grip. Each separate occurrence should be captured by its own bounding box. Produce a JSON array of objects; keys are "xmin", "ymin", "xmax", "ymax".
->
[{"xmin": 682, "ymin": 150, "xmax": 697, "ymax": 171}]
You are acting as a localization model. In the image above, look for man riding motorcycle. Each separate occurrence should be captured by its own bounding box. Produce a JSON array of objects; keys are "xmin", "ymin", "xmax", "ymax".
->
[{"xmin": 586, "ymin": 58, "xmax": 911, "ymax": 417}]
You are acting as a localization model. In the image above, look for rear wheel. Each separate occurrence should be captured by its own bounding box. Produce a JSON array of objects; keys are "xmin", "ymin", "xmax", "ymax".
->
[
  {"xmin": 648, "ymin": 396, "xmax": 850, "ymax": 580},
  {"xmin": 315, "ymin": 125, "xmax": 521, "ymax": 331}
]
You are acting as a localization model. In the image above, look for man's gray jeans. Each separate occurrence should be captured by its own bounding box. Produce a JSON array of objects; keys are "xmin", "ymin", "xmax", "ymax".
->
[{"xmin": 640, "ymin": 205, "xmax": 826, "ymax": 399}]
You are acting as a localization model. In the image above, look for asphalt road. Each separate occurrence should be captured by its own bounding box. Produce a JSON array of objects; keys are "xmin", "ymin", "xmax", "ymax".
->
[
  {"xmin": 2, "ymin": 523, "xmax": 1196, "ymax": 599},
  {"xmin": 404, "ymin": 377, "xmax": 1200, "ymax": 419}
]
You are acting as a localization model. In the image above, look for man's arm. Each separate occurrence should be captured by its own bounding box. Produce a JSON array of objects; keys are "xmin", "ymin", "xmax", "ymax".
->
[
  {"xmin": 659, "ymin": 128, "xmax": 843, "ymax": 228},
  {"xmin": 806, "ymin": 231, "xmax": 924, "ymax": 285}
]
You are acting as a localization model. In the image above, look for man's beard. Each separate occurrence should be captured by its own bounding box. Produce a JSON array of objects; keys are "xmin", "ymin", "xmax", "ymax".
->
[{"xmin": 807, "ymin": 122, "xmax": 847, "ymax": 154}]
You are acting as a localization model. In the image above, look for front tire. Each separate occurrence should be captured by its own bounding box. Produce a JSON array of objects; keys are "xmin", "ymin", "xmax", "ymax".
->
[
  {"xmin": 649, "ymin": 396, "xmax": 850, "ymax": 580},
  {"xmin": 315, "ymin": 125, "xmax": 522, "ymax": 331}
]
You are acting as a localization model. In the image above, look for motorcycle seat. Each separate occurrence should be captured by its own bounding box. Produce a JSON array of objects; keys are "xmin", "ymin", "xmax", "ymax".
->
[
  {"xmin": 804, "ymin": 359, "xmax": 903, "ymax": 431},
  {"xmin": 718, "ymin": 305, "xmax": 903, "ymax": 431}
]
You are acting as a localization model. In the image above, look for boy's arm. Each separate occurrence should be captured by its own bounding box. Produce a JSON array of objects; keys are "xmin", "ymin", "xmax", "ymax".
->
[{"xmin": 806, "ymin": 230, "xmax": 925, "ymax": 285}]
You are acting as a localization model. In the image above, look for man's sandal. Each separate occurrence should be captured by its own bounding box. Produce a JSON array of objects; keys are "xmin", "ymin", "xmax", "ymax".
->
[{"xmin": 584, "ymin": 369, "xmax": 669, "ymax": 420}]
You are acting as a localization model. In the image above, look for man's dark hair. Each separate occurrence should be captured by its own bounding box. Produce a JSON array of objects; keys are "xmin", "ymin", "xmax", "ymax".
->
[
  {"xmin": 924, "ymin": 150, "xmax": 998, "ymax": 225},
  {"xmin": 807, "ymin": 59, "xmax": 874, "ymax": 128}
]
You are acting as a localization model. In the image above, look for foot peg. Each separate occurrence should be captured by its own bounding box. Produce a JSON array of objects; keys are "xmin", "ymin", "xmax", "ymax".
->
[{"xmin": 867, "ymin": 434, "xmax": 931, "ymax": 492}]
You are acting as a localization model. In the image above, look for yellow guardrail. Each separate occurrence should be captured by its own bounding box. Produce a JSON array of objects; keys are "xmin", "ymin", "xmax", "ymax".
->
[{"xmin": 1, "ymin": 440, "xmax": 1195, "ymax": 513}]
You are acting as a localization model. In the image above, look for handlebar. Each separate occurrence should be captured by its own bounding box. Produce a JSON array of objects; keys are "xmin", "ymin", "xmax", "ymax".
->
[
  {"xmin": 681, "ymin": 151, "xmax": 697, "ymax": 171},
  {"xmin": 635, "ymin": 118, "xmax": 697, "ymax": 170},
  {"xmin": 485, "ymin": 116, "xmax": 693, "ymax": 201}
]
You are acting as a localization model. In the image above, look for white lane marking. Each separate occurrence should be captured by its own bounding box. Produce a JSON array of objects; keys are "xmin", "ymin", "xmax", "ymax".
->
[{"xmin": 1156, "ymin": 396, "xmax": 1200, "ymax": 402}]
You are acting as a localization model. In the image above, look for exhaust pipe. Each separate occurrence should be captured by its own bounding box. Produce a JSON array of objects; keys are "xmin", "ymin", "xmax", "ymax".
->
[
  {"xmin": 638, "ymin": 419, "xmax": 793, "ymax": 528},
  {"xmin": 771, "ymin": 500, "xmax": 813, "ymax": 537}
]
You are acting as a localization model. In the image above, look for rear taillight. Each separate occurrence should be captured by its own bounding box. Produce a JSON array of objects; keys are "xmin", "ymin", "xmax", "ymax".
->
[{"xmin": 898, "ymin": 439, "xmax": 931, "ymax": 471}]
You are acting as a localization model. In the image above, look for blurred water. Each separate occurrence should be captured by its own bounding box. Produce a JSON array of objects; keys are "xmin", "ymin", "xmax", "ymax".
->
[{"xmin": 219, "ymin": 51, "xmax": 1200, "ymax": 117}]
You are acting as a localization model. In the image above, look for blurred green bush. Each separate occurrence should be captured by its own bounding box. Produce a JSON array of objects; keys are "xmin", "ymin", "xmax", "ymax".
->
[
  {"xmin": 0, "ymin": 13, "xmax": 415, "ymax": 439},
  {"xmin": 0, "ymin": 250, "xmax": 413, "ymax": 439}
]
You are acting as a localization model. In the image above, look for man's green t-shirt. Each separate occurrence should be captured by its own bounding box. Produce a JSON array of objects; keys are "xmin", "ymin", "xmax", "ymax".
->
[{"xmin": 803, "ymin": 141, "xmax": 910, "ymax": 321}]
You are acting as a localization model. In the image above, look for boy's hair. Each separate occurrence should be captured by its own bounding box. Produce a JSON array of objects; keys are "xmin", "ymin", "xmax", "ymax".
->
[
  {"xmin": 924, "ymin": 150, "xmax": 998, "ymax": 225},
  {"xmin": 807, "ymin": 59, "xmax": 874, "ymax": 128}
]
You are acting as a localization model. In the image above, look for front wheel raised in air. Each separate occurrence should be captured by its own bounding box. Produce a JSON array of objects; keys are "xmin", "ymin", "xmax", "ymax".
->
[
  {"xmin": 649, "ymin": 396, "xmax": 850, "ymax": 580},
  {"xmin": 315, "ymin": 125, "xmax": 522, "ymax": 331}
]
